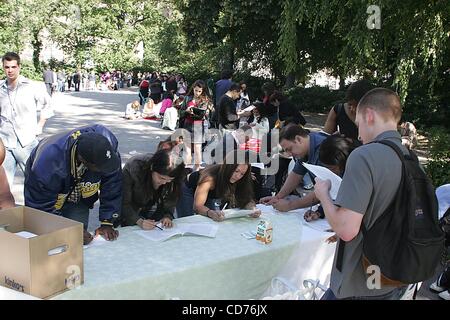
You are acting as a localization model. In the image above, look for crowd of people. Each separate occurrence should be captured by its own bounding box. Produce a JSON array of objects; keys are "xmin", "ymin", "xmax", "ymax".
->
[{"xmin": 1, "ymin": 51, "xmax": 449, "ymax": 300}]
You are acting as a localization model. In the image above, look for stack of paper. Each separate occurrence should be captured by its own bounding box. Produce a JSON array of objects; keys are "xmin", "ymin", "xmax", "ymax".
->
[
  {"xmin": 134, "ymin": 223, "xmax": 219, "ymax": 242},
  {"xmin": 14, "ymin": 231, "xmax": 38, "ymax": 239}
]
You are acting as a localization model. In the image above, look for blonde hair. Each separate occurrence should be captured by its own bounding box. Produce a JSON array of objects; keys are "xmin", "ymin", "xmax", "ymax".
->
[{"xmin": 131, "ymin": 100, "xmax": 140, "ymax": 110}]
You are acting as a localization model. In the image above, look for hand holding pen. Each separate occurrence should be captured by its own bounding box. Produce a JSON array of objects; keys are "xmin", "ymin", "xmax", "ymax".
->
[{"xmin": 138, "ymin": 217, "xmax": 164, "ymax": 230}]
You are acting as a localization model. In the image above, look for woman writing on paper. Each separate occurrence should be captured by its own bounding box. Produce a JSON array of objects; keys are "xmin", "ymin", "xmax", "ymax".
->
[
  {"xmin": 176, "ymin": 150, "xmax": 261, "ymax": 221},
  {"xmin": 120, "ymin": 149, "xmax": 185, "ymax": 230}
]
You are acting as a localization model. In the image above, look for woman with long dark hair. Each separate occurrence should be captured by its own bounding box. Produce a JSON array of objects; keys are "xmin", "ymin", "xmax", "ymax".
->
[
  {"xmin": 176, "ymin": 150, "xmax": 261, "ymax": 221},
  {"xmin": 121, "ymin": 149, "xmax": 185, "ymax": 229},
  {"xmin": 179, "ymin": 79, "xmax": 212, "ymax": 171}
]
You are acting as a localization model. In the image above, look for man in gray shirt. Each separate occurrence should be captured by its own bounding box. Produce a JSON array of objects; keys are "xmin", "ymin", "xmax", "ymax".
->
[
  {"xmin": 0, "ymin": 52, "xmax": 54, "ymax": 188},
  {"xmin": 314, "ymin": 88, "xmax": 408, "ymax": 299}
]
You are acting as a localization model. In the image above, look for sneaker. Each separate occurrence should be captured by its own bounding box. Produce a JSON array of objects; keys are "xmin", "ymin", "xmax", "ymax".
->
[
  {"xmin": 430, "ymin": 266, "xmax": 450, "ymax": 292},
  {"xmin": 438, "ymin": 290, "xmax": 450, "ymax": 300},
  {"xmin": 430, "ymin": 281, "xmax": 447, "ymax": 293}
]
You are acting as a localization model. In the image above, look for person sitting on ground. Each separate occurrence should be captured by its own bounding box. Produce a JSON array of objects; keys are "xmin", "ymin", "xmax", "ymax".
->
[
  {"xmin": 323, "ymin": 79, "xmax": 373, "ymax": 140},
  {"xmin": 398, "ymin": 121, "xmax": 418, "ymax": 150},
  {"xmin": 121, "ymin": 149, "xmax": 185, "ymax": 230},
  {"xmin": 142, "ymin": 98, "xmax": 156, "ymax": 118},
  {"xmin": 0, "ymin": 138, "xmax": 15, "ymax": 209},
  {"xmin": 175, "ymin": 150, "xmax": 262, "ymax": 220},
  {"xmin": 124, "ymin": 100, "xmax": 141, "ymax": 120},
  {"xmin": 159, "ymin": 92, "xmax": 174, "ymax": 117}
]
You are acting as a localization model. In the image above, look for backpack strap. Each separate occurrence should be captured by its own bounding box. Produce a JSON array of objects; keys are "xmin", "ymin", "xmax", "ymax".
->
[{"xmin": 336, "ymin": 139, "xmax": 410, "ymax": 272}]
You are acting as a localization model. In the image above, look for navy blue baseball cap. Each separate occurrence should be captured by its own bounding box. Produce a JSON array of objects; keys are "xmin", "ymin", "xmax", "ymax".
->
[{"xmin": 77, "ymin": 133, "xmax": 120, "ymax": 173}]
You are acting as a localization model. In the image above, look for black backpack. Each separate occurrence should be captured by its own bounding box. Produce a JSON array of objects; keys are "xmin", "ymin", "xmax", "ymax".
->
[{"xmin": 360, "ymin": 140, "xmax": 445, "ymax": 285}]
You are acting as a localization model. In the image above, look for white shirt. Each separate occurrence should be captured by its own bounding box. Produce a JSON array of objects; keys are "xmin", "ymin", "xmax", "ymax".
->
[
  {"xmin": 0, "ymin": 76, "xmax": 54, "ymax": 148},
  {"xmin": 250, "ymin": 116, "xmax": 269, "ymax": 137}
]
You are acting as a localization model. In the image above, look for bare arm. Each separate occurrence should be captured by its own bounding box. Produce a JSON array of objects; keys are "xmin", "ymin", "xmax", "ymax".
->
[
  {"xmin": 193, "ymin": 179, "xmax": 215, "ymax": 216},
  {"xmin": 277, "ymin": 171, "xmax": 302, "ymax": 199},
  {"xmin": 323, "ymin": 107, "xmax": 338, "ymax": 135},
  {"xmin": 314, "ymin": 178, "xmax": 363, "ymax": 241},
  {"xmin": 0, "ymin": 166, "xmax": 15, "ymax": 209}
]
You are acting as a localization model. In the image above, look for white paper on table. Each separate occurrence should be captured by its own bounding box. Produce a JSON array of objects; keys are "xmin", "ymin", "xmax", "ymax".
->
[
  {"xmin": 301, "ymin": 213, "xmax": 332, "ymax": 233},
  {"xmin": 256, "ymin": 204, "xmax": 277, "ymax": 216},
  {"xmin": 83, "ymin": 235, "xmax": 108, "ymax": 249},
  {"xmin": 134, "ymin": 223, "xmax": 218, "ymax": 242},
  {"xmin": 242, "ymin": 105, "xmax": 256, "ymax": 112},
  {"xmin": 222, "ymin": 209, "xmax": 255, "ymax": 219},
  {"xmin": 14, "ymin": 231, "xmax": 38, "ymax": 239},
  {"xmin": 302, "ymin": 162, "xmax": 342, "ymax": 199}
]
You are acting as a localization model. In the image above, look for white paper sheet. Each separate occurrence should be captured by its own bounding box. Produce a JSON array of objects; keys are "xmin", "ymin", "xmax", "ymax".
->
[
  {"xmin": 134, "ymin": 223, "xmax": 218, "ymax": 242},
  {"xmin": 301, "ymin": 213, "xmax": 332, "ymax": 233},
  {"xmin": 222, "ymin": 209, "xmax": 255, "ymax": 219},
  {"xmin": 242, "ymin": 105, "xmax": 256, "ymax": 112},
  {"xmin": 302, "ymin": 162, "xmax": 342, "ymax": 199},
  {"xmin": 14, "ymin": 231, "xmax": 38, "ymax": 239},
  {"xmin": 83, "ymin": 235, "xmax": 108, "ymax": 249}
]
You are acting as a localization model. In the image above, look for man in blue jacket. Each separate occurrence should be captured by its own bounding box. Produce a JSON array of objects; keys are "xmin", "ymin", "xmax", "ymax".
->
[{"xmin": 24, "ymin": 124, "xmax": 122, "ymax": 245}]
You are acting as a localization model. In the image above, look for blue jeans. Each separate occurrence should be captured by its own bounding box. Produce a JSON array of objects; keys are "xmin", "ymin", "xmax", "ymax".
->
[
  {"xmin": 3, "ymin": 139, "xmax": 38, "ymax": 188},
  {"xmin": 321, "ymin": 287, "xmax": 408, "ymax": 300},
  {"xmin": 175, "ymin": 182, "xmax": 217, "ymax": 218},
  {"xmin": 60, "ymin": 202, "xmax": 90, "ymax": 230}
]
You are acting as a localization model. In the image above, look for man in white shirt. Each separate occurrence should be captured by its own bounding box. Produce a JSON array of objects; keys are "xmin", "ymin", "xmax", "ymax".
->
[{"xmin": 0, "ymin": 52, "xmax": 54, "ymax": 187}]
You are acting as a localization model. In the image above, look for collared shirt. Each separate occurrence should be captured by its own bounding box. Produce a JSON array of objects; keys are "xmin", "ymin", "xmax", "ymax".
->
[
  {"xmin": 0, "ymin": 76, "xmax": 54, "ymax": 148},
  {"xmin": 292, "ymin": 132, "xmax": 328, "ymax": 176}
]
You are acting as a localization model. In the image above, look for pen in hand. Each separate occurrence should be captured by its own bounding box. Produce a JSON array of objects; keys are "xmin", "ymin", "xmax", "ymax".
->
[
  {"xmin": 222, "ymin": 203, "xmax": 228, "ymax": 211},
  {"xmin": 139, "ymin": 215, "xmax": 164, "ymax": 230}
]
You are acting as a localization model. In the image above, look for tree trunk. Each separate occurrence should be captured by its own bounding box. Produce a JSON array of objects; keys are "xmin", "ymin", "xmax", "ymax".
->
[
  {"xmin": 31, "ymin": 30, "xmax": 42, "ymax": 73},
  {"xmin": 228, "ymin": 45, "xmax": 235, "ymax": 71},
  {"xmin": 339, "ymin": 75, "xmax": 346, "ymax": 90},
  {"xmin": 284, "ymin": 72, "xmax": 295, "ymax": 89}
]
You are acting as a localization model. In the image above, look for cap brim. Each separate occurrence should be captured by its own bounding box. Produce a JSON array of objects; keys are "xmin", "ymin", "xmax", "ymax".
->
[{"xmin": 97, "ymin": 152, "xmax": 121, "ymax": 174}]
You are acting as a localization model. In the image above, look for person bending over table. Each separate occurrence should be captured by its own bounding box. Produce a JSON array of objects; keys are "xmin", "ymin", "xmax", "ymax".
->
[
  {"xmin": 121, "ymin": 149, "xmax": 185, "ymax": 230},
  {"xmin": 176, "ymin": 150, "xmax": 261, "ymax": 221},
  {"xmin": 260, "ymin": 124, "xmax": 328, "ymax": 212}
]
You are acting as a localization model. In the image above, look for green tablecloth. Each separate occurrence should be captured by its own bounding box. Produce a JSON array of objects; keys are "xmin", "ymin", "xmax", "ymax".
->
[{"xmin": 54, "ymin": 211, "xmax": 302, "ymax": 300}]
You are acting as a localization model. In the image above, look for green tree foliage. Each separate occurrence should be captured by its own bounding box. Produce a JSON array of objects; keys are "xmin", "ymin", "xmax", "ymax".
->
[{"xmin": 278, "ymin": 0, "xmax": 450, "ymax": 102}]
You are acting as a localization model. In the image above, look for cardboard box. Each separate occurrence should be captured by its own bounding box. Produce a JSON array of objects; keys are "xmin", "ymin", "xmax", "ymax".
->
[{"xmin": 0, "ymin": 206, "xmax": 84, "ymax": 299}]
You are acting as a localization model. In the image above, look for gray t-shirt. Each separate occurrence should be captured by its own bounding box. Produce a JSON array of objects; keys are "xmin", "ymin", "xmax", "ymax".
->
[{"xmin": 330, "ymin": 130, "xmax": 408, "ymax": 298}]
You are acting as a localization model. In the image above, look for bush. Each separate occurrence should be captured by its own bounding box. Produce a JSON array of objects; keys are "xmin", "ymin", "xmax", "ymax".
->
[
  {"xmin": 425, "ymin": 126, "xmax": 450, "ymax": 188},
  {"xmin": 285, "ymin": 85, "xmax": 345, "ymax": 113}
]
